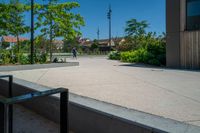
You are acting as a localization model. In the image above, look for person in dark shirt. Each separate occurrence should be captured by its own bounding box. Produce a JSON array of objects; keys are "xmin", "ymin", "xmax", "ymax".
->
[{"xmin": 72, "ymin": 47, "xmax": 77, "ymax": 59}]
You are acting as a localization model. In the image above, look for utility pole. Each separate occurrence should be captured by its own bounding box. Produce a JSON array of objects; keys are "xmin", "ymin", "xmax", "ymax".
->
[
  {"xmin": 49, "ymin": 0, "xmax": 53, "ymax": 62},
  {"xmin": 97, "ymin": 27, "xmax": 100, "ymax": 41},
  {"xmin": 107, "ymin": 4, "xmax": 112, "ymax": 47},
  {"xmin": 50, "ymin": 16, "xmax": 53, "ymax": 62},
  {"xmin": 30, "ymin": 0, "xmax": 34, "ymax": 64}
]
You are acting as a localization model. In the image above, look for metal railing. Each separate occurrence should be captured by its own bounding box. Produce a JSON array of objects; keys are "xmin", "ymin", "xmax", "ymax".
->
[
  {"xmin": 0, "ymin": 75, "xmax": 13, "ymax": 133},
  {"xmin": 0, "ymin": 75, "xmax": 69, "ymax": 133},
  {"xmin": 0, "ymin": 75, "xmax": 13, "ymax": 98}
]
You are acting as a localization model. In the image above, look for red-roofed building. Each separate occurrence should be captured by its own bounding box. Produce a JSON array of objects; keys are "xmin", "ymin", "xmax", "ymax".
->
[
  {"xmin": 2, "ymin": 36, "xmax": 28, "ymax": 43},
  {"xmin": 0, "ymin": 36, "xmax": 28, "ymax": 49}
]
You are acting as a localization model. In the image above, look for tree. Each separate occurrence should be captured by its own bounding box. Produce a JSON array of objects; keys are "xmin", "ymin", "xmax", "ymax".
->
[
  {"xmin": 0, "ymin": 3, "xmax": 11, "ymax": 36},
  {"xmin": 125, "ymin": 19, "xmax": 149, "ymax": 37},
  {"xmin": 35, "ymin": 35, "xmax": 49, "ymax": 53},
  {"xmin": 6, "ymin": 0, "xmax": 29, "ymax": 53},
  {"xmin": 90, "ymin": 39, "xmax": 99, "ymax": 51},
  {"xmin": 121, "ymin": 19, "xmax": 149, "ymax": 51},
  {"xmin": 35, "ymin": 1, "xmax": 85, "ymax": 61},
  {"xmin": 1, "ymin": 42, "xmax": 10, "ymax": 49},
  {"xmin": 63, "ymin": 38, "xmax": 79, "ymax": 53}
]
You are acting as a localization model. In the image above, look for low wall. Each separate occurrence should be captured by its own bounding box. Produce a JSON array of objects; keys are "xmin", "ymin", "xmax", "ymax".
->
[
  {"xmin": 0, "ymin": 62, "xmax": 79, "ymax": 72},
  {"xmin": 0, "ymin": 77, "xmax": 200, "ymax": 133}
]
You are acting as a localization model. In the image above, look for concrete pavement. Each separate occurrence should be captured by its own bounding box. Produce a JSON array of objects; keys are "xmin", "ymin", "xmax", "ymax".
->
[{"xmin": 1, "ymin": 56, "xmax": 200, "ymax": 127}]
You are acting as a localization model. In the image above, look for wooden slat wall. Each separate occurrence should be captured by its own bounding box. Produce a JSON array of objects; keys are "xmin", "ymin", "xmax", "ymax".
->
[{"xmin": 180, "ymin": 31, "xmax": 200, "ymax": 69}]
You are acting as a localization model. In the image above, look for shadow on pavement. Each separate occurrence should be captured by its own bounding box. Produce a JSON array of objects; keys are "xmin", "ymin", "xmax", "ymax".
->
[{"xmin": 118, "ymin": 63, "xmax": 200, "ymax": 73}]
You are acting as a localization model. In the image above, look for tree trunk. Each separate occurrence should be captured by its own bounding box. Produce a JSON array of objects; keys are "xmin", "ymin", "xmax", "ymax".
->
[
  {"xmin": 16, "ymin": 35, "xmax": 20, "ymax": 63},
  {"xmin": 16, "ymin": 35, "xmax": 20, "ymax": 53},
  {"xmin": 49, "ymin": 0, "xmax": 53, "ymax": 62}
]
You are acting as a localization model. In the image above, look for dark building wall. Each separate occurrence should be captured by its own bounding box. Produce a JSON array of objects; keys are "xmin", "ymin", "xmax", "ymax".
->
[
  {"xmin": 166, "ymin": 0, "xmax": 200, "ymax": 69},
  {"xmin": 166, "ymin": 0, "xmax": 181, "ymax": 68}
]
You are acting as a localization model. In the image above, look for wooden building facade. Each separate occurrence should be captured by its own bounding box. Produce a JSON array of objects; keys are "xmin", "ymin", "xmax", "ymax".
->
[{"xmin": 166, "ymin": 0, "xmax": 200, "ymax": 69}]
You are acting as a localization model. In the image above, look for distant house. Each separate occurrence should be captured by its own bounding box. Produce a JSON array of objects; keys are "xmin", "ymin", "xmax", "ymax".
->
[
  {"xmin": 98, "ymin": 39, "xmax": 114, "ymax": 47},
  {"xmin": 112, "ymin": 37, "xmax": 126, "ymax": 45},
  {"xmin": 0, "ymin": 36, "xmax": 28, "ymax": 49},
  {"xmin": 98, "ymin": 37, "xmax": 125, "ymax": 47},
  {"xmin": 79, "ymin": 38, "xmax": 91, "ymax": 47},
  {"xmin": 78, "ymin": 37, "xmax": 125, "ymax": 52},
  {"xmin": 79, "ymin": 37, "xmax": 125, "ymax": 48},
  {"xmin": 52, "ymin": 40, "xmax": 64, "ymax": 50}
]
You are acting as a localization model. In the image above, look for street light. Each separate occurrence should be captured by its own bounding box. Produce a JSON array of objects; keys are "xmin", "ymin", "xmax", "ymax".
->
[
  {"xmin": 31, "ymin": 0, "xmax": 34, "ymax": 64},
  {"xmin": 97, "ymin": 27, "xmax": 100, "ymax": 41},
  {"xmin": 107, "ymin": 4, "xmax": 112, "ymax": 47}
]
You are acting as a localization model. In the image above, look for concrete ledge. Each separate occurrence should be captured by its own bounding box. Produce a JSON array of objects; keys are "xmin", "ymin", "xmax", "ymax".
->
[
  {"xmin": 0, "ymin": 62, "xmax": 79, "ymax": 72},
  {"xmin": 0, "ymin": 77, "xmax": 200, "ymax": 133}
]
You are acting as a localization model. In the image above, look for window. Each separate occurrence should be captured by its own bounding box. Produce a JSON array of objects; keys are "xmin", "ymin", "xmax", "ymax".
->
[{"xmin": 187, "ymin": 0, "xmax": 200, "ymax": 30}]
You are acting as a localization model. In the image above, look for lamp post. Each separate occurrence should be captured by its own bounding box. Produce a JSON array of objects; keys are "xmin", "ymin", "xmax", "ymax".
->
[
  {"xmin": 107, "ymin": 5, "xmax": 112, "ymax": 47},
  {"xmin": 30, "ymin": 0, "xmax": 34, "ymax": 64},
  {"xmin": 97, "ymin": 27, "xmax": 100, "ymax": 41},
  {"xmin": 49, "ymin": 0, "xmax": 53, "ymax": 62}
]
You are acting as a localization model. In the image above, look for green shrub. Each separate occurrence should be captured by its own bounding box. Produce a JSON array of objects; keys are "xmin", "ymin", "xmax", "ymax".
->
[
  {"xmin": 120, "ymin": 44, "xmax": 165, "ymax": 66},
  {"xmin": 148, "ymin": 59, "xmax": 160, "ymax": 66},
  {"xmin": 18, "ymin": 54, "xmax": 30, "ymax": 65},
  {"xmin": 121, "ymin": 51, "xmax": 134, "ymax": 62},
  {"xmin": 146, "ymin": 41, "xmax": 166, "ymax": 65},
  {"xmin": 0, "ymin": 50, "xmax": 11, "ymax": 64},
  {"xmin": 27, "ymin": 53, "xmax": 48, "ymax": 64},
  {"xmin": 38, "ymin": 53, "xmax": 47, "ymax": 64},
  {"xmin": 0, "ymin": 49, "xmax": 48, "ymax": 65},
  {"xmin": 10, "ymin": 54, "xmax": 17, "ymax": 64},
  {"xmin": 119, "ymin": 33, "xmax": 166, "ymax": 66},
  {"xmin": 108, "ymin": 51, "xmax": 121, "ymax": 60}
]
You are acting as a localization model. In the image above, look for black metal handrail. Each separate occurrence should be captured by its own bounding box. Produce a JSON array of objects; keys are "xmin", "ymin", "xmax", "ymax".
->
[
  {"xmin": 0, "ymin": 75, "xmax": 13, "ymax": 98},
  {"xmin": 0, "ymin": 75, "xmax": 13, "ymax": 133},
  {"xmin": 0, "ymin": 88, "xmax": 69, "ymax": 133}
]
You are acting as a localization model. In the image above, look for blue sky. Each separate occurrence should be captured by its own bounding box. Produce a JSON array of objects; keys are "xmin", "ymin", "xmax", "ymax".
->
[
  {"xmin": 72, "ymin": 0, "xmax": 166, "ymax": 40},
  {"xmin": 2, "ymin": 0, "xmax": 166, "ymax": 40}
]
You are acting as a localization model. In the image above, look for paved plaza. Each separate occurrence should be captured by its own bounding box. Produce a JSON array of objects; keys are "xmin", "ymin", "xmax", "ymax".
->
[{"xmin": 1, "ymin": 56, "xmax": 200, "ymax": 126}]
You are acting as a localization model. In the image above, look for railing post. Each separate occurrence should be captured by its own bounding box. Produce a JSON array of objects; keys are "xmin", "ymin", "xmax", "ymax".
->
[
  {"xmin": 8, "ymin": 76, "xmax": 13, "ymax": 133},
  {"xmin": 8, "ymin": 76, "xmax": 13, "ymax": 98},
  {"xmin": 0, "ymin": 102, "xmax": 5, "ymax": 133},
  {"xmin": 60, "ymin": 89, "xmax": 69, "ymax": 133}
]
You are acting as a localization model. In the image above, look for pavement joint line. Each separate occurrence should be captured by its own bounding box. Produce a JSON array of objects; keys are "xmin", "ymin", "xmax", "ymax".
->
[
  {"xmin": 183, "ymin": 120, "xmax": 200, "ymax": 122},
  {"xmin": 36, "ymin": 69, "xmax": 50, "ymax": 82}
]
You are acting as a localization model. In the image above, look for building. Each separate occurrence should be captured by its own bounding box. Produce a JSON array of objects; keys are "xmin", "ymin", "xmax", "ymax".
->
[
  {"xmin": 52, "ymin": 40, "xmax": 64, "ymax": 50},
  {"xmin": 0, "ymin": 36, "xmax": 28, "ymax": 49},
  {"xmin": 79, "ymin": 37, "xmax": 125, "ymax": 47},
  {"xmin": 78, "ymin": 38, "xmax": 91, "ymax": 47},
  {"xmin": 166, "ymin": 0, "xmax": 200, "ymax": 69}
]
